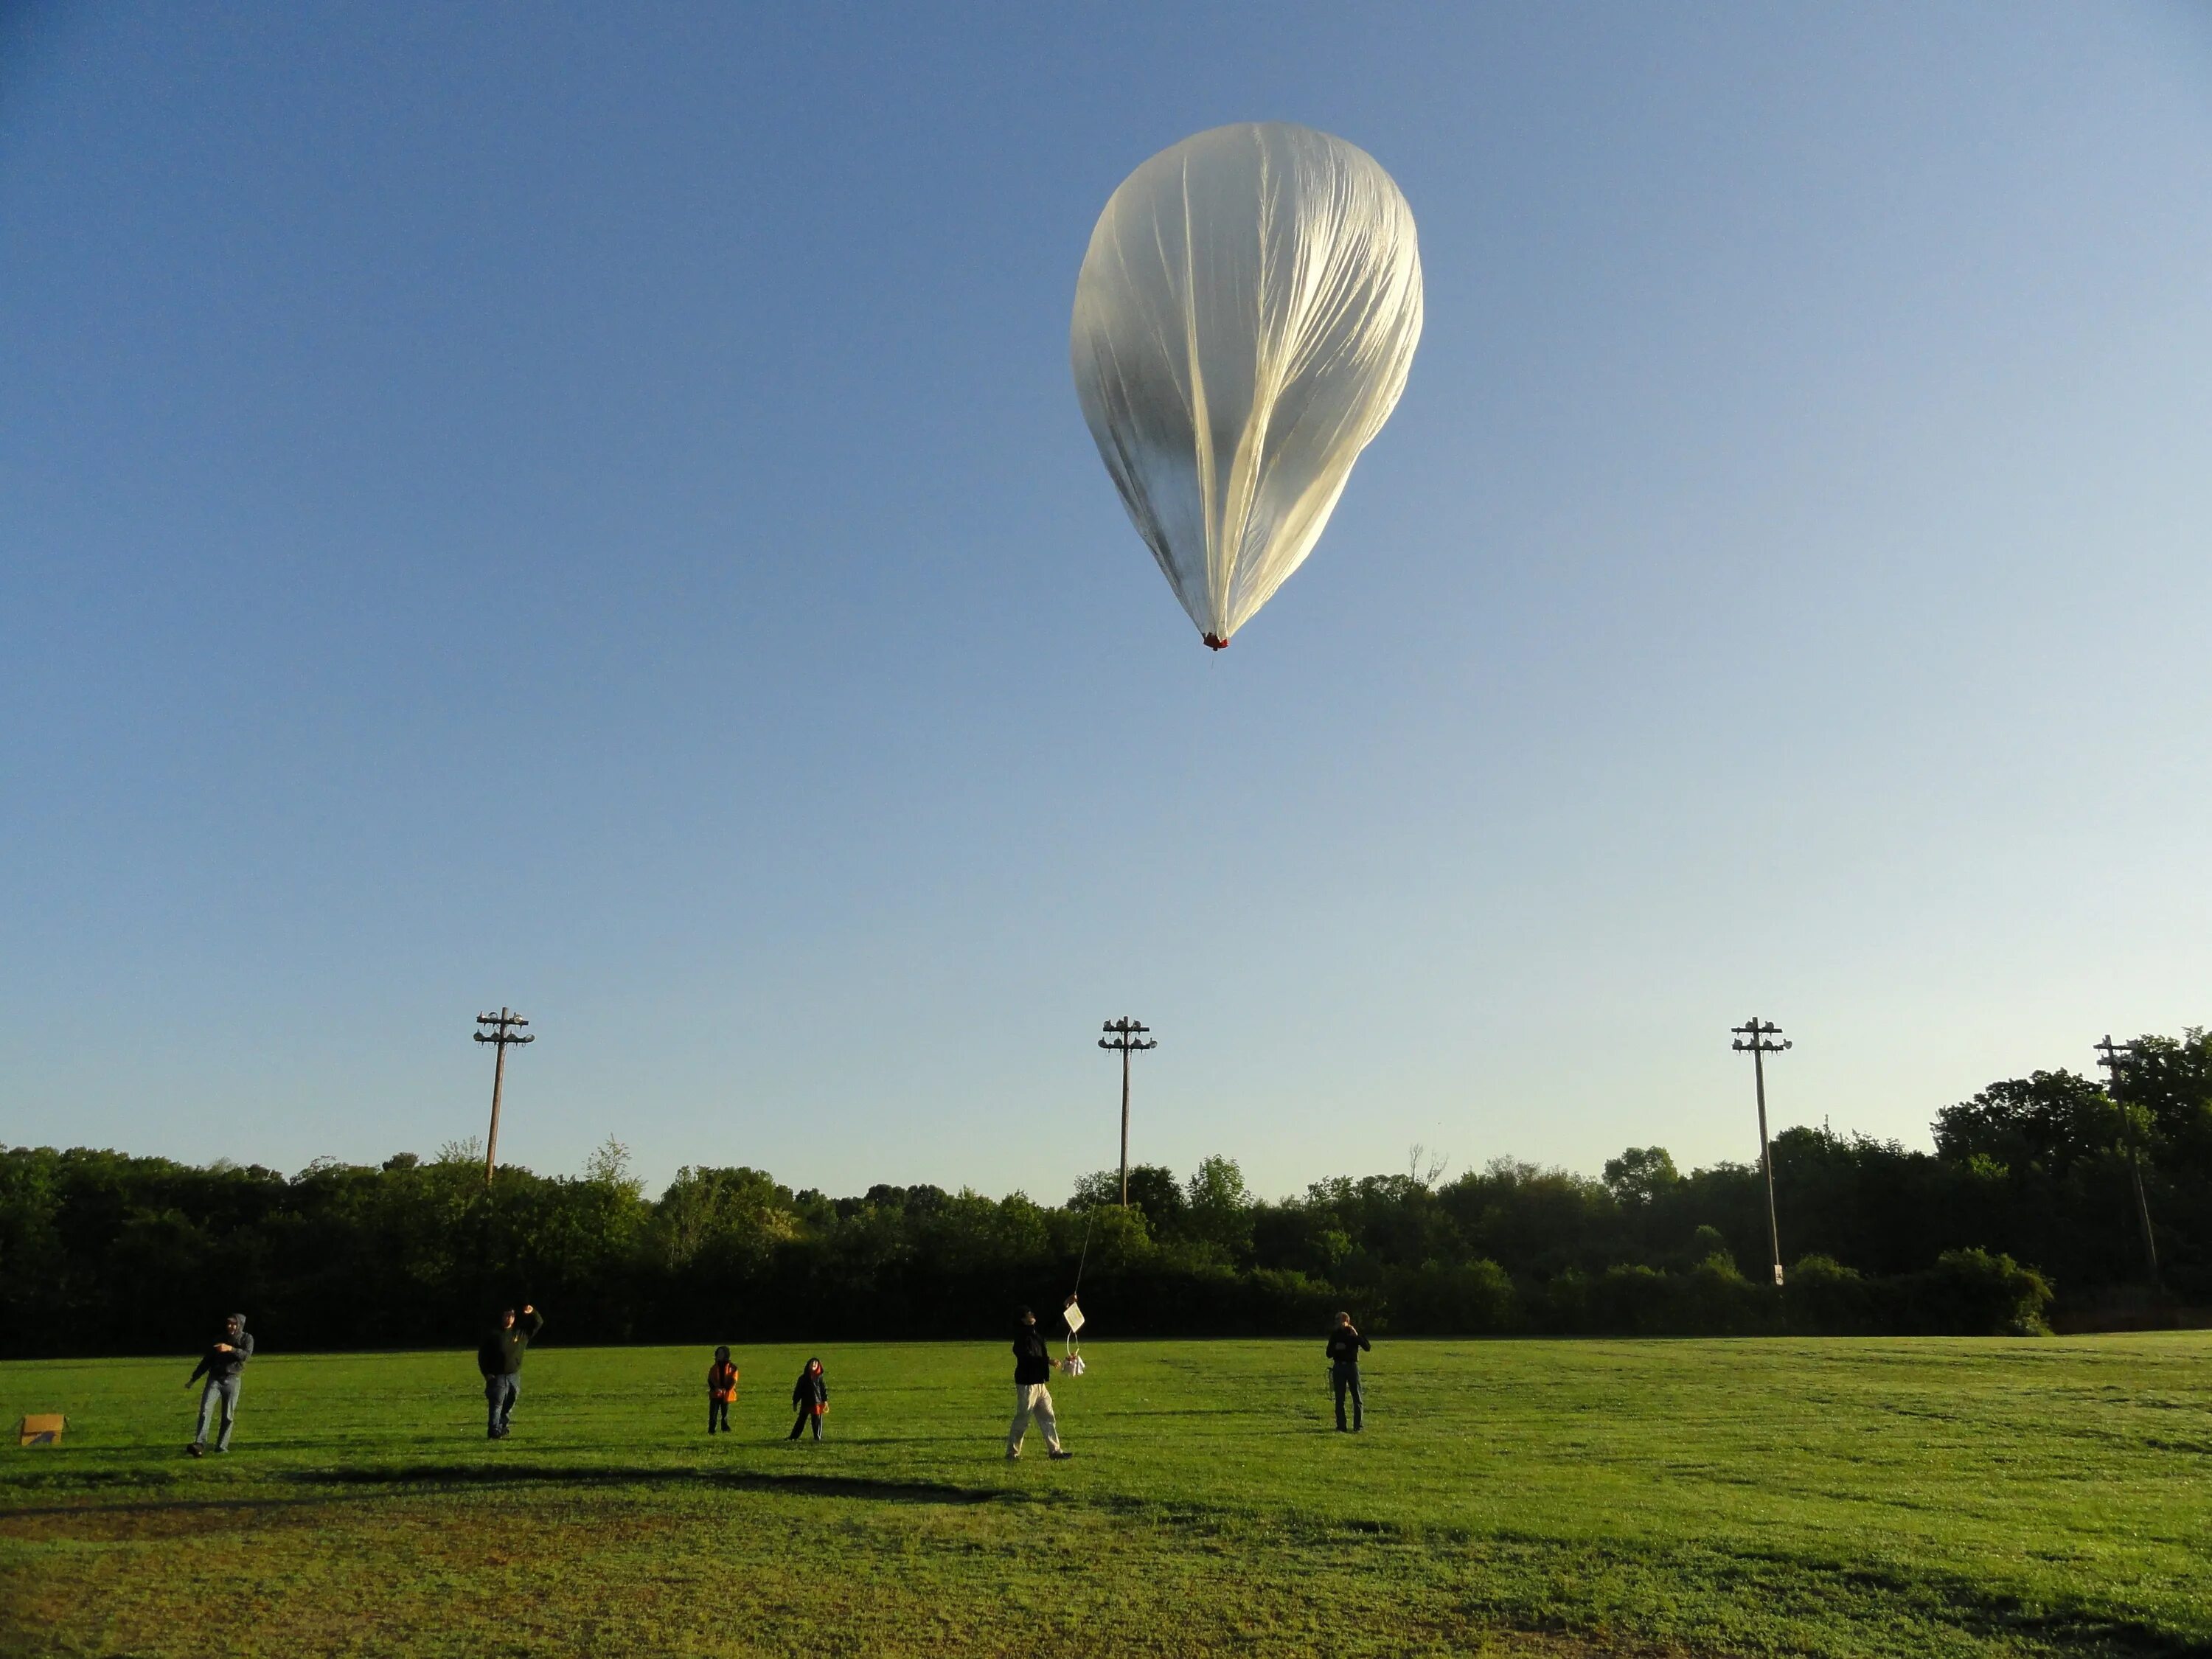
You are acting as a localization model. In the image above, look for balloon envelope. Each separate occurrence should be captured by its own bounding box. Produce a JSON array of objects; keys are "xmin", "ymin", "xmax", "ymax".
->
[{"xmin": 1071, "ymin": 122, "xmax": 1424, "ymax": 648}]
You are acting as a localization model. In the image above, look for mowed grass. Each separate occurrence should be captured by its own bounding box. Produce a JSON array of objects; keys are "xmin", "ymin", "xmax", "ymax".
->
[{"xmin": 3, "ymin": 1335, "xmax": 2209, "ymax": 1658}]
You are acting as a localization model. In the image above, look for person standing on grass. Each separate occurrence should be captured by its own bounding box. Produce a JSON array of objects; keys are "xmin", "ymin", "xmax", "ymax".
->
[
  {"xmin": 706, "ymin": 1346, "xmax": 739, "ymax": 1434},
  {"xmin": 1006, "ymin": 1306, "xmax": 1071, "ymax": 1461},
  {"xmin": 787, "ymin": 1357, "xmax": 828, "ymax": 1441},
  {"xmin": 184, "ymin": 1312, "xmax": 254, "ymax": 1457},
  {"xmin": 477, "ymin": 1304, "xmax": 543, "ymax": 1440},
  {"xmin": 1326, "ymin": 1310, "xmax": 1371, "ymax": 1433}
]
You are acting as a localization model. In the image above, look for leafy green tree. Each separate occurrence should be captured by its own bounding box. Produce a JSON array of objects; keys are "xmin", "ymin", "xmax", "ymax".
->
[
  {"xmin": 1689, "ymin": 1224, "xmax": 1731, "ymax": 1266},
  {"xmin": 1602, "ymin": 1146, "xmax": 1680, "ymax": 1206},
  {"xmin": 1184, "ymin": 1155, "xmax": 1254, "ymax": 1262},
  {"xmin": 1071, "ymin": 1164, "xmax": 1184, "ymax": 1231},
  {"xmin": 1436, "ymin": 1159, "xmax": 1610, "ymax": 1277},
  {"xmin": 1933, "ymin": 1072, "xmax": 2123, "ymax": 1177},
  {"xmin": 2115, "ymin": 1029, "xmax": 2212, "ymax": 1175},
  {"xmin": 10, "ymin": 1026, "xmax": 2212, "ymax": 1352},
  {"xmin": 651, "ymin": 1166, "xmax": 797, "ymax": 1270}
]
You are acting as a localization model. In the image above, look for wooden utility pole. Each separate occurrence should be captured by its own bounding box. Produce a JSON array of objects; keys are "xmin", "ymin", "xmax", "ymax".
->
[
  {"xmin": 2093, "ymin": 1034, "xmax": 2160, "ymax": 1288},
  {"xmin": 474, "ymin": 1009, "xmax": 534, "ymax": 1184},
  {"xmin": 1097, "ymin": 1018, "xmax": 1157, "ymax": 1208},
  {"xmin": 1730, "ymin": 1017, "xmax": 1790, "ymax": 1287}
]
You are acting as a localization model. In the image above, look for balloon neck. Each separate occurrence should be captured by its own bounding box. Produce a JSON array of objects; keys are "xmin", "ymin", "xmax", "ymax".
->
[{"xmin": 1203, "ymin": 633, "xmax": 1229, "ymax": 651}]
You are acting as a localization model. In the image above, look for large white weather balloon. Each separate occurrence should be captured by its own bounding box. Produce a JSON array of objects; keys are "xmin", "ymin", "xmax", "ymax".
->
[{"xmin": 1071, "ymin": 122, "xmax": 1424, "ymax": 649}]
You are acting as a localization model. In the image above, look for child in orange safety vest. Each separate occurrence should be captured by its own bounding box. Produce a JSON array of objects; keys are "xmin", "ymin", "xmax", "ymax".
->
[{"xmin": 706, "ymin": 1346, "xmax": 739, "ymax": 1434}]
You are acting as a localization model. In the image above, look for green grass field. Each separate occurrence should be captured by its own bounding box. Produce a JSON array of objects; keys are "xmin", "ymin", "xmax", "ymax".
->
[{"xmin": 3, "ymin": 1335, "xmax": 2208, "ymax": 1657}]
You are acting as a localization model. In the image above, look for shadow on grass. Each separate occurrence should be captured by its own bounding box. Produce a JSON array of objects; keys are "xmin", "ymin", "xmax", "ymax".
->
[
  {"xmin": 285, "ymin": 1464, "xmax": 1005, "ymax": 1506},
  {"xmin": 1, "ymin": 1465, "xmax": 1009, "ymax": 1521},
  {"xmin": 1445, "ymin": 1539, "xmax": 2212, "ymax": 1659},
  {"xmin": 1770, "ymin": 1557, "xmax": 2211, "ymax": 1659}
]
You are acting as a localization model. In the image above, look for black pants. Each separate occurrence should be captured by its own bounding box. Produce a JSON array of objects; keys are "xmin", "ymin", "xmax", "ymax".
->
[
  {"xmin": 789, "ymin": 1407, "xmax": 821, "ymax": 1440},
  {"xmin": 1332, "ymin": 1366, "xmax": 1364, "ymax": 1430},
  {"xmin": 708, "ymin": 1397, "xmax": 730, "ymax": 1433}
]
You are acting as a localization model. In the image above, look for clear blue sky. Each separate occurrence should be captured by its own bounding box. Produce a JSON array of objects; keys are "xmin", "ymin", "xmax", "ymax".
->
[{"xmin": 5, "ymin": 4, "xmax": 2210, "ymax": 1200}]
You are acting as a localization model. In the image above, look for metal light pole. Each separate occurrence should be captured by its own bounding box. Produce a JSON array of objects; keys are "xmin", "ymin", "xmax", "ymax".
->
[
  {"xmin": 2093, "ymin": 1034, "xmax": 2160, "ymax": 1288},
  {"xmin": 1730, "ymin": 1017, "xmax": 1790, "ymax": 1287},
  {"xmin": 474, "ymin": 1009, "xmax": 534, "ymax": 1184},
  {"xmin": 1098, "ymin": 1018, "xmax": 1156, "ymax": 1207}
]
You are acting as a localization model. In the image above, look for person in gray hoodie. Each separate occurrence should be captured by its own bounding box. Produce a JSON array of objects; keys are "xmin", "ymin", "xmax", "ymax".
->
[{"xmin": 185, "ymin": 1313, "xmax": 254, "ymax": 1455}]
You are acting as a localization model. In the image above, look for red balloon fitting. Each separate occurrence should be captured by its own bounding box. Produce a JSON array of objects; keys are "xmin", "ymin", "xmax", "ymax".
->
[{"xmin": 1203, "ymin": 633, "xmax": 1228, "ymax": 650}]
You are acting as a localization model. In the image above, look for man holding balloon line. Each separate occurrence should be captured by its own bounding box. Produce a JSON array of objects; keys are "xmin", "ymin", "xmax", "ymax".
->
[{"xmin": 1006, "ymin": 1306, "xmax": 1074, "ymax": 1461}]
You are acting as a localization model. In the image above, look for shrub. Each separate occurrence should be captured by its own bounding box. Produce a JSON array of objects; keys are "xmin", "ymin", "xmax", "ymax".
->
[
  {"xmin": 1390, "ymin": 1258, "xmax": 1520, "ymax": 1335},
  {"xmin": 1784, "ymin": 1254, "xmax": 1875, "ymax": 1335},
  {"xmin": 1680, "ymin": 1253, "xmax": 1773, "ymax": 1336},
  {"xmin": 1899, "ymin": 1248, "xmax": 2054, "ymax": 1336},
  {"xmin": 1591, "ymin": 1264, "xmax": 1674, "ymax": 1335}
]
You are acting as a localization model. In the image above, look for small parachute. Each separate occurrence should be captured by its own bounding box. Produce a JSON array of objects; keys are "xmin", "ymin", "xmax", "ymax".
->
[{"xmin": 1071, "ymin": 122, "xmax": 1425, "ymax": 649}]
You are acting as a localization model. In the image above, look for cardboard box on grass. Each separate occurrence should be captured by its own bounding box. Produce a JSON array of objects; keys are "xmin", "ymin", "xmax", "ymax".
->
[{"xmin": 18, "ymin": 1415, "xmax": 65, "ymax": 1447}]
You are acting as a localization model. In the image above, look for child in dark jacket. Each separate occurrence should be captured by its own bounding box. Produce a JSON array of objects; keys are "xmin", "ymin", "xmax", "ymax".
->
[
  {"xmin": 787, "ymin": 1357, "xmax": 827, "ymax": 1441},
  {"xmin": 706, "ymin": 1346, "xmax": 739, "ymax": 1434}
]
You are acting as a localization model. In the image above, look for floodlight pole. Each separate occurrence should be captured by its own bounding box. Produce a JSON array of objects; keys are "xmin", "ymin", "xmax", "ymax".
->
[
  {"xmin": 1730, "ymin": 1017, "xmax": 1790, "ymax": 1287},
  {"xmin": 2093, "ymin": 1035, "xmax": 2160, "ymax": 1288},
  {"xmin": 1098, "ymin": 1018, "xmax": 1157, "ymax": 1208},
  {"xmin": 474, "ymin": 1008, "xmax": 535, "ymax": 1184}
]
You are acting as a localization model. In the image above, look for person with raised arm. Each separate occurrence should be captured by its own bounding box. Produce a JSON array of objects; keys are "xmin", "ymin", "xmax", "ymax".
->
[
  {"xmin": 476, "ymin": 1304, "xmax": 543, "ymax": 1440},
  {"xmin": 1326, "ymin": 1310, "xmax": 1371, "ymax": 1432}
]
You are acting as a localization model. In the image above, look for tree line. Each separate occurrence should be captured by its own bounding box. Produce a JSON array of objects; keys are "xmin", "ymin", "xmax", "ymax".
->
[{"xmin": 4, "ymin": 1029, "xmax": 2206, "ymax": 1357}]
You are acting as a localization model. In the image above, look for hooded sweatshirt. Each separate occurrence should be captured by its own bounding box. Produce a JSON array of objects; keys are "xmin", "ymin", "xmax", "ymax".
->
[
  {"xmin": 188, "ymin": 1325, "xmax": 254, "ymax": 1385},
  {"xmin": 790, "ymin": 1361, "xmax": 827, "ymax": 1410},
  {"xmin": 477, "ymin": 1310, "xmax": 544, "ymax": 1377}
]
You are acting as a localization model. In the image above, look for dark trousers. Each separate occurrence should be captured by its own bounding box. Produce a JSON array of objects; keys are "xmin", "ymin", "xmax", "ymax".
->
[
  {"xmin": 1332, "ymin": 1365, "xmax": 1363, "ymax": 1431},
  {"xmin": 708, "ymin": 1397, "xmax": 731, "ymax": 1433},
  {"xmin": 485, "ymin": 1373, "xmax": 520, "ymax": 1435},
  {"xmin": 789, "ymin": 1407, "xmax": 821, "ymax": 1440}
]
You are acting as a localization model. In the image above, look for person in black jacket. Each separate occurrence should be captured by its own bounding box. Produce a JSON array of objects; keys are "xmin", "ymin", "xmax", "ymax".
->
[
  {"xmin": 706, "ymin": 1346, "xmax": 739, "ymax": 1435},
  {"xmin": 1005, "ymin": 1307, "xmax": 1071, "ymax": 1461},
  {"xmin": 787, "ymin": 1357, "xmax": 828, "ymax": 1441},
  {"xmin": 184, "ymin": 1313, "xmax": 254, "ymax": 1456},
  {"xmin": 476, "ymin": 1304, "xmax": 543, "ymax": 1440},
  {"xmin": 1326, "ymin": 1311, "xmax": 1371, "ymax": 1432}
]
